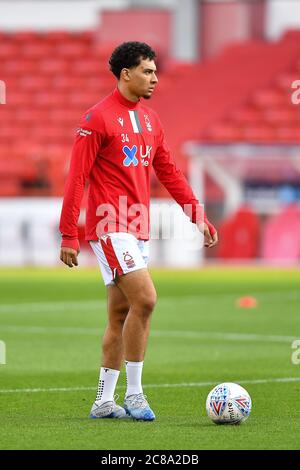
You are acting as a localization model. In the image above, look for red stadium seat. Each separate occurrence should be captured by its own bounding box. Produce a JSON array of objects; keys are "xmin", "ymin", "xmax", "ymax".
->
[
  {"xmin": 262, "ymin": 205, "xmax": 300, "ymax": 262},
  {"xmin": 276, "ymin": 72, "xmax": 298, "ymax": 90},
  {"xmin": 33, "ymin": 92, "xmax": 68, "ymax": 107},
  {"xmin": 52, "ymin": 76, "xmax": 86, "ymax": 90},
  {"xmin": 230, "ymin": 108, "xmax": 263, "ymax": 125},
  {"xmin": 0, "ymin": 159, "xmax": 36, "ymax": 179},
  {"xmin": 217, "ymin": 207, "xmax": 261, "ymax": 259},
  {"xmin": 0, "ymin": 179, "xmax": 21, "ymax": 196},
  {"xmin": 47, "ymin": 109, "xmax": 77, "ymax": 125},
  {"xmin": 242, "ymin": 125, "xmax": 276, "ymax": 143},
  {"xmin": 276, "ymin": 126, "xmax": 300, "ymax": 142},
  {"xmin": 43, "ymin": 31, "xmax": 72, "ymax": 43},
  {"xmin": 252, "ymin": 89, "xmax": 286, "ymax": 108},
  {"xmin": 2, "ymin": 59, "xmax": 37, "ymax": 75},
  {"xmin": 20, "ymin": 43, "xmax": 53, "ymax": 58},
  {"xmin": 19, "ymin": 76, "xmax": 51, "ymax": 91},
  {"xmin": 94, "ymin": 42, "xmax": 119, "ymax": 61},
  {"xmin": 206, "ymin": 123, "xmax": 242, "ymax": 142},
  {"xmin": 13, "ymin": 109, "xmax": 46, "ymax": 126},
  {"xmin": 38, "ymin": 58, "xmax": 70, "ymax": 74},
  {"xmin": 0, "ymin": 43, "xmax": 19, "ymax": 58},
  {"xmin": 263, "ymin": 109, "xmax": 297, "ymax": 124},
  {"xmin": 68, "ymin": 92, "xmax": 101, "ymax": 107},
  {"xmin": 55, "ymin": 42, "xmax": 89, "ymax": 58},
  {"xmin": 71, "ymin": 59, "xmax": 104, "ymax": 75},
  {"xmin": 12, "ymin": 31, "xmax": 39, "ymax": 42}
]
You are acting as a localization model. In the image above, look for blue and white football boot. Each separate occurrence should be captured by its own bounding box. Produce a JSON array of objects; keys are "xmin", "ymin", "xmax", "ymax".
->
[
  {"xmin": 90, "ymin": 395, "xmax": 127, "ymax": 419},
  {"xmin": 124, "ymin": 393, "xmax": 156, "ymax": 421}
]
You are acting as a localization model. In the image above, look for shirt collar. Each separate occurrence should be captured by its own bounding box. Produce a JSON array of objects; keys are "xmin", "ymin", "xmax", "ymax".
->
[{"xmin": 113, "ymin": 87, "xmax": 140, "ymax": 109}]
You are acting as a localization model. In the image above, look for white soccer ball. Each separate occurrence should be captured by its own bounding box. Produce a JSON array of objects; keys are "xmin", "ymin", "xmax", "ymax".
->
[{"xmin": 206, "ymin": 382, "xmax": 252, "ymax": 425}]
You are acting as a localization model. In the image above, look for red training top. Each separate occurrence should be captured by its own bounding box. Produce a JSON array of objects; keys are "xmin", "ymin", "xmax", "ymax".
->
[{"xmin": 60, "ymin": 87, "xmax": 215, "ymax": 251}]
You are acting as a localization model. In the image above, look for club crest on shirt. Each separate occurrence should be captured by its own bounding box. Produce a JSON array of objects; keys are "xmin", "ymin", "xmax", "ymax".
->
[
  {"xmin": 118, "ymin": 117, "xmax": 124, "ymax": 127},
  {"xmin": 144, "ymin": 114, "xmax": 152, "ymax": 132}
]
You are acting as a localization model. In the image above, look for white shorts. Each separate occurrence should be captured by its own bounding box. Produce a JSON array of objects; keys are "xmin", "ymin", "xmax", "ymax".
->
[{"xmin": 90, "ymin": 232, "xmax": 150, "ymax": 286}]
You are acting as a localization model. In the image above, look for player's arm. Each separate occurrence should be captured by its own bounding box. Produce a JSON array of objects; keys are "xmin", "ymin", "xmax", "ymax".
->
[
  {"xmin": 152, "ymin": 127, "xmax": 218, "ymax": 248},
  {"xmin": 59, "ymin": 123, "xmax": 101, "ymax": 267}
]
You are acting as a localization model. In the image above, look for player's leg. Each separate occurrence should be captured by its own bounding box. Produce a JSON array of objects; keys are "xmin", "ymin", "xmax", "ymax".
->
[
  {"xmin": 90, "ymin": 235, "xmax": 156, "ymax": 420},
  {"xmin": 102, "ymin": 284, "xmax": 129, "ymax": 369},
  {"xmin": 90, "ymin": 284, "xmax": 129, "ymax": 419},
  {"xmin": 117, "ymin": 268, "xmax": 157, "ymax": 361},
  {"xmin": 116, "ymin": 268, "xmax": 157, "ymax": 421}
]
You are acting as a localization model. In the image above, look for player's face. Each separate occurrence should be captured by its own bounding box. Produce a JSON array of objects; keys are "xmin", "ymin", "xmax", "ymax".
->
[{"xmin": 127, "ymin": 58, "xmax": 158, "ymax": 100}]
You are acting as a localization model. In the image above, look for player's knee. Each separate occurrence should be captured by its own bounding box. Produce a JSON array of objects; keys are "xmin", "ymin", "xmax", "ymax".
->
[
  {"xmin": 109, "ymin": 302, "xmax": 129, "ymax": 320},
  {"xmin": 111, "ymin": 313, "xmax": 128, "ymax": 332},
  {"xmin": 136, "ymin": 292, "xmax": 157, "ymax": 315},
  {"xmin": 116, "ymin": 302, "xmax": 130, "ymax": 317}
]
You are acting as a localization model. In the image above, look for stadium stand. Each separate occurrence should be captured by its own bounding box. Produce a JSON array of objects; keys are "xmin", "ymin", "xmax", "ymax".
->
[
  {"xmin": 200, "ymin": 31, "xmax": 300, "ymax": 144},
  {"xmin": 0, "ymin": 30, "xmax": 115, "ymax": 196},
  {"xmin": 1, "ymin": 29, "xmax": 300, "ymax": 199}
]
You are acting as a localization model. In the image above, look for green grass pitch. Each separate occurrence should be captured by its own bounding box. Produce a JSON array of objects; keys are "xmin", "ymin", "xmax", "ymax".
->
[{"xmin": 0, "ymin": 267, "xmax": 300, "ymax": 450}]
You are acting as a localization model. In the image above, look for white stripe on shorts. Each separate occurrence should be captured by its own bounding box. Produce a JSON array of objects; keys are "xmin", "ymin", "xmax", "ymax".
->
[{"xmin": 90, "ymin": 233, "xmax": 149, "ymax": 286}]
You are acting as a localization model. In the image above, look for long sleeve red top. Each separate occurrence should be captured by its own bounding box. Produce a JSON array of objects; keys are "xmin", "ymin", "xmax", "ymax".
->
[{"xmin": 60, "ymin": 88, "xmax": 214, "ymax": 251}]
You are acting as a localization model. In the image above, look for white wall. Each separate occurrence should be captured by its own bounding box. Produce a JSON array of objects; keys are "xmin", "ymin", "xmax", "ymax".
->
[
  {"xmin": 172, "ymin": 0, "xmax": 198, "ymax": 61},
  {"xmin": 0, "ymin": 0, "xmax": 129, "ymax": 30},
  {"xmin": 266, "ymin": 0, "xmax": 300, "ymax": 40}
]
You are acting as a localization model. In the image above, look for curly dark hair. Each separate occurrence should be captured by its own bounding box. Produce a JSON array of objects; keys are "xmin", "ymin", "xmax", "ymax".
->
[{"xmin": 109, "ymin": 41, "xmax": 156, "ymax": 79}]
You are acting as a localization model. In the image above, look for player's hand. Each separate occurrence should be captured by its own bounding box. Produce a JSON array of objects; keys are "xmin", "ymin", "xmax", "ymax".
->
[
  {"xmin": 203, "ymin": 223, "xmax": 218, "ymax": 248},
  {"xmin": 60, "ymin": 247, "xmax": 79, "ymax": 268}
]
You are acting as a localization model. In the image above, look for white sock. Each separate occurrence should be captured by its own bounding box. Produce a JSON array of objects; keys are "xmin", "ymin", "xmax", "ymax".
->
[
  {"xmin": 95, "ymin": 367, "xmax": 120, "ymax": 404},
  {"xmin": 125, "ymin": 361, "xmax": 144, "ymax": 398}
]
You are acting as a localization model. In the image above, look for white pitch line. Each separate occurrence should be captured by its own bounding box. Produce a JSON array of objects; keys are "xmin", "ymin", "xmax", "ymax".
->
[
  {"xmin": 0, "ymin": 290, "xmax": 300, "ymax": 314},
  {"xmin": 152, "ymin": 330, "xmax": 299, "ymax": 343},
  {"xmin": 0, "ymin": 325, "xmax": 298, "ymax": 343},
  {"xmin": 0, "ymin": 300, "xmax": 107, "ymax": 314},
  {"xmin": 0, "ymin": 325, "xmax": 102, "ymax": 335},
  {"xmin": 0, "ymin": 377, "xmax": 300, "ymax": 394}
]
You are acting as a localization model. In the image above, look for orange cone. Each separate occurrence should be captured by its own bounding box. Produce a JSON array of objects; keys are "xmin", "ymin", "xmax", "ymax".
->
[{"xmin": 236, "ymin": 296, "xmax": 257, "ymax": 308}]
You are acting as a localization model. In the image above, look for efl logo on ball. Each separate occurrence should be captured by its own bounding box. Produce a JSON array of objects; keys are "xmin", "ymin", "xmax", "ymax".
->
[{"xmin": 206, "ymin": 382, "xmax": 252, "ymax": 425}]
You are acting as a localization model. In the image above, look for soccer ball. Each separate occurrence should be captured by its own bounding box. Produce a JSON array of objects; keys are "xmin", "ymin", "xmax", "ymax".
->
[{"xmin": 206, "ymin": 382, "xmax": 252, "ymax": 425}]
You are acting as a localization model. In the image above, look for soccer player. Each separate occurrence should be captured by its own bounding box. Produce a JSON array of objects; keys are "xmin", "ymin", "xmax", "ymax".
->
[{"xmin": 59, "ymin": 42, "xmax": 218, "ymax": 421}]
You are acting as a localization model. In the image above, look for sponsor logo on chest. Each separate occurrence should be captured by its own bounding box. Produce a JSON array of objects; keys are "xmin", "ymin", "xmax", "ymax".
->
[{"xmin": 122, "ymin": 145, "xmax": 152, "ymax": 167}]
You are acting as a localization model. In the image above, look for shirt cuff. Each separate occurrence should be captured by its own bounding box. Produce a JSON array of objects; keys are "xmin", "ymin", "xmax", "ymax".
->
[
  {"xmin": 204, "ymin": 216, "xmax": 217, "ymax": 236},
  {"xmin": 61, "ymin": 238, "xmax": 80, "ymax": 252}
]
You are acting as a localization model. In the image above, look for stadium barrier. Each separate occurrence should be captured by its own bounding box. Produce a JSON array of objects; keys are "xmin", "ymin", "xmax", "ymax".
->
[{"xmin": 0, "ymin": 198, "xmax": 203, "ymax": 267}]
